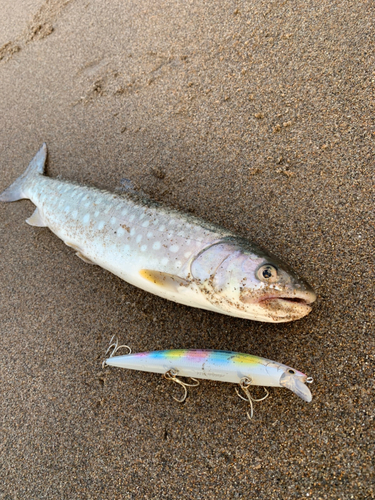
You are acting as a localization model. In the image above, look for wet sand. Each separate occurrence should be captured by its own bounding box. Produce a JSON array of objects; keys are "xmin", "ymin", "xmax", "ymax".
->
[{"xmin": 0, "ymin": 0, "xmax": 373, "ymax": 498}]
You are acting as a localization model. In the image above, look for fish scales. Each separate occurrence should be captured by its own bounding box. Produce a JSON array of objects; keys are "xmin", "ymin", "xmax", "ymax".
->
[
  {"xmin": 0, "ymin": 144, "xmax": 316, "ymax": 322},
  {"xmin": 30, "ymin": 176, "xmax": 228, "ymax": 292}
]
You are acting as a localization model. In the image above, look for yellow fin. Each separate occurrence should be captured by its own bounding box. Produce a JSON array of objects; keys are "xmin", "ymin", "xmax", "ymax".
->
[{"xmin": 140, "ymin": 269, "xmax": 190, "ymax": 291}]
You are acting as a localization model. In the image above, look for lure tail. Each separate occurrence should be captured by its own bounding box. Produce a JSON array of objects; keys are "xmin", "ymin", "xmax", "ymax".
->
[{"xmin": 0, "ymin": 144, "xmax": 47, "ymax": 202}]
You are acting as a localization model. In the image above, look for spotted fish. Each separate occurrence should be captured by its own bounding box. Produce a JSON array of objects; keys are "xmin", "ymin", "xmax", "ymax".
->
[{"xmin": 0, "ymin": 144, "xmax": 316, "ymax": 322}]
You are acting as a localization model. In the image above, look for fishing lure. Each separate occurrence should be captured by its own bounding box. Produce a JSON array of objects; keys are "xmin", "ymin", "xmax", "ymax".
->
[{"xmin": 104, "ymin": 339, "xmax": 313, "ymax": 418}]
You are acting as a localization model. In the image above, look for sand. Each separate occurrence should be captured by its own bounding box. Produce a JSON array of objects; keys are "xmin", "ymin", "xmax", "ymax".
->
[{"xmin": 0, "ymin": 0, "xmax": 373, "ymax": 498}]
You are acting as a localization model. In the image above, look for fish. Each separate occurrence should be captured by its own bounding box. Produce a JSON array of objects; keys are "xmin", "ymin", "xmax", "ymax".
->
[
  {"xmin": 104, "ymin": 348, "xmax": 313, "ymax": 417},
  {"xmin": 0, "ymin": 144, "xmax": 316, "ymax": 322}
]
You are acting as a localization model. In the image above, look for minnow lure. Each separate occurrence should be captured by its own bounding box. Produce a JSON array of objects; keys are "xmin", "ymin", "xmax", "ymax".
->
[
  {"xmin": 0, "ymin": 144, "xmax": 316, "ymax": 322},
  {"xmin": 104, "ymin": 345, "xmax": 313, "ymax": 418}
]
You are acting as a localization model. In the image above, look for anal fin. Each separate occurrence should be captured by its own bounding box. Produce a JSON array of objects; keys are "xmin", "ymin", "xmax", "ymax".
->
[{"xmin": 26, "ymin": 207, "xmax": 47, "ymax": 227}]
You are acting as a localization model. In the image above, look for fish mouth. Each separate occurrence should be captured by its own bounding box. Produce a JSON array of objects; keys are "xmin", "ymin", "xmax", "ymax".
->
[
  {"xmin": 260, "ymin": 296, "xmax": 311, "ymax": 305},
  {"xmin": 257, "ymin": 296, "xmax": 313, "ymax": 321}
]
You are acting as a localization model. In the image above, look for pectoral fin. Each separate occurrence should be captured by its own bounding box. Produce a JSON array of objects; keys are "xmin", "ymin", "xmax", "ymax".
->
[
  {"xmin": 26, "ymin": 207, "xmax": 47, "ymax": 227},
  {"xmin": 140, "ymin": 269, "xmax": 190, "ymax": 291}
]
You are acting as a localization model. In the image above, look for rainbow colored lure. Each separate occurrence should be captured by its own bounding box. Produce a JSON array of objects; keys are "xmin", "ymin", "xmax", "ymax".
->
[{"xmin": 104, "ymin": 345, "xmax": 313, "ymax": 418}]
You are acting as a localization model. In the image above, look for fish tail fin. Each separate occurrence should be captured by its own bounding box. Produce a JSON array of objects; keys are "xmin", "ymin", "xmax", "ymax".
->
[{"xmin": 0, "ymin": 143, "xmax": 47, "ymax": 202}]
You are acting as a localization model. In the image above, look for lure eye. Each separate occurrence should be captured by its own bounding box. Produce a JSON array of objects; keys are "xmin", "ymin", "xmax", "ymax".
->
[
  {"xmin": 256, "ymin": 264, "xmax": 278, "ymax": 283},
  {"xmin": 288, "ymin": 369, "xmax": 295, "ymax": 374}
]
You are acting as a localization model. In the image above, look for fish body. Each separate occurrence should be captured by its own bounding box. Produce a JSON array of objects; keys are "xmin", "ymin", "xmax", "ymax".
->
[
  {"xmin": 105, "ymin": 349, "xmax": 313, "ymax": 402},
  {"xmin": 0, "ymin": 144, "xmax": 316, "ymax": 322}
]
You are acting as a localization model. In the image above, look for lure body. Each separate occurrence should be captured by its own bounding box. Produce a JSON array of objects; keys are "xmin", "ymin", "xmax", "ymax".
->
[
  {"xmin": 0, "ymin": 144, "xmax": 316, "ymax": 322},
  {"xmin": 105, "ymin": 349, "xmax": 312, "ymax": 402}
]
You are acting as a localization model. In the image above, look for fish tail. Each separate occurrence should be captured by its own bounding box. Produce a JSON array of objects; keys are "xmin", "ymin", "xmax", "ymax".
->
[{"xmin": 0, "ymin": 144, "xmax": 47, "ymax": 202}]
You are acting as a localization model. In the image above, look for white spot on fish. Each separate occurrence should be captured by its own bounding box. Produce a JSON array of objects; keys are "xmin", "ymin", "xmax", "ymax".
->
[
  {"xmin": 152, "ymin": 219, "xmax": 159, "ymax": 226},
  {"xmin": 130, "ymin": 228, "xmax": 136, "ymax": 236},
  {"xmin": 83, "ymin": 213, "xmax": 90, "ymax": 224},
  {"xmin": 98, "ymin": 221, "xmax": 105, "ymax": 230},
  {"xmin": 104, "ymin": 206, "xmax": 111, "ymax": 214},
  {"xmin": 161, "ymin": 257, "xmax": 169, "ymax": 265},
  {"xmin": 136, "ymin": 234, "xmax": 142, "ymax": 243},
  {"xmin": 142, "ymin": 220, "xmax": 149, "ymax": 228},
  {"xmin": 122, "ymin": 208, "xmax": 128, "ymax": 216},
  {"xmin": 177, "ymin": 231, "xmax": 185, "ymax": 237},
  {"xmin": 129, "ymin": 214, "xmax": 135, "ymax": 222},
  {"xmin": 72, "ymin": 210, "xmax": 78, "ymax": 219},
  {"xmin": 153, "ymin": 241, "xmax": 161, "ymax": 250},
  {"xmin": 141, "ymin": 245, "xmax": 147, "ymax": 252},
  {"xmin": 169, "ymin": 244, "xmax": 179, "ymax": 253},
  {"xmin": 94, "ymin": 210, "xmax": 100, "ymax": 218},
  {"xmin": 85, "ymin": 201, "xmax": 91, "ymax": 208},
  {"xmin": 175, "ymin": 261, "xmax": 182, "ymax": 269},
  {"xmin": 158, "ymin": 225, "xmax": 165, "ymax": 232},
  {"xmin": 147, "ymin": 232, "xmax": 153, "ymax": 239},
  {"xmin": 64, "ymin": 206, "xmax": 70, "ymax": 214},
  {"xmin": 169, "ymin": 219, "xmax": 175, "ymax": 226},
  {"xmin": 110, "ymin": 217, "xmax": 117, "ymax": 225},
  {"xmin": 184, "ymin": 251, "xmax": 192, "ymax": 259},
  {"xmin": 124, "ymin": 244, "xmax": 130, "ymax": 252},
  {"xmin": 117, "ymin": 227, "xmax": 125, "ymax": 237}
]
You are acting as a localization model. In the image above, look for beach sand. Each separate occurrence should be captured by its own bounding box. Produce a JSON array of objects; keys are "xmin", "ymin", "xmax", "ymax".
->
[{"xmin": 0, "ymin": 0, "xmax": 373, "ymax": 498}]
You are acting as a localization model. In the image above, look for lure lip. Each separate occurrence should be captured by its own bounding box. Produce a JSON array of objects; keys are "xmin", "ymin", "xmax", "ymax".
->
[{"xmin": 279, "ymin": 371, "xmax": 312, "ymax": 402}]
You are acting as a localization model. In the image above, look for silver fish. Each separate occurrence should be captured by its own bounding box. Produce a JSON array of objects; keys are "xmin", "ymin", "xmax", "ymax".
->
[{"xmin": 0, "ymin": 144, "xmax": 316, "ymax": 322}]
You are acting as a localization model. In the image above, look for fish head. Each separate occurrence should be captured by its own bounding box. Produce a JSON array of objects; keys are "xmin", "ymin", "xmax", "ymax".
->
[
  {"xmin": 190, "ymin": 238, "xmax": 316, "ymax": 322},
  {"xmin": 279, "ymin": 365, "xmax": 313, "ymax": 402}
]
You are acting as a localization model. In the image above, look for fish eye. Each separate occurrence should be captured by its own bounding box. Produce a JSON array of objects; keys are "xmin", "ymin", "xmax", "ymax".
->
[{"xmin": 256, "ymin": 264, "xmax": 278, "ymax": 283}]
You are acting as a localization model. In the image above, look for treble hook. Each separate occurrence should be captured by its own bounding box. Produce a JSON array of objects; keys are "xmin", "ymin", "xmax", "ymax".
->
[
  {"xmin": 102, "ymin": 335, "xmax": 131, "ymax": 368},
  {"xmin": 235, "ymin": 377, "xmax": 269, "ymax": 420},
  {"xmin": 163, "ymin": 369, "xmax": 200, "ymax": 403}
]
